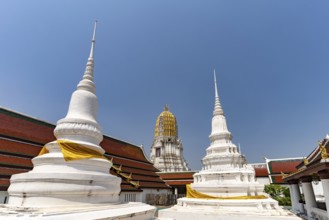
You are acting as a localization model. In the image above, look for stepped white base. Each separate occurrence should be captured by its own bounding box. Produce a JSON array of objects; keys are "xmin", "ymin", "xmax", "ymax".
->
[
  {"xmin": 0, "ymin": 202, "xmax": 156, "ymax": 220},
  {"xmin": 8, "ymin": 171, "xmax": 121, "ymax": 206},
  {"xmin": 158, "ymin": 197, "xmax": 302, "ymax": 220},
  {"xmin": 8, "ymin": 142, "xmax": 121, "ymax": 207},
  {"xmin": 191, "ymin": 183, "xmax": 264, "ymax": 197}
]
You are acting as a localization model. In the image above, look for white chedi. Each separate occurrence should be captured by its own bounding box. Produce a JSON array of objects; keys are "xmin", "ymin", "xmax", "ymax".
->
[
  {"xmin": 7, "ymin": 23, "xmax": 121, "ymax": 207},
  {"xmin": 158, "ymin": 71, "xmax": 301, "ymax": 220},
  {"xmin": 192, "ymin": 72, "xmax": 263, "ymax": 196}
]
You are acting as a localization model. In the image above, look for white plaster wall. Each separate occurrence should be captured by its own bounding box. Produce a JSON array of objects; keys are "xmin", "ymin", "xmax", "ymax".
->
[
  {"xmin": 255, "ymin": 177, "xmax": 270, "ymax": 186},
  {"xmin": 299, "ymin": 182, "xmax": 324, "ymax": 201},
  {"xmin": 312, "ymin": 182, "xmax": 324, "ymax": 197}
]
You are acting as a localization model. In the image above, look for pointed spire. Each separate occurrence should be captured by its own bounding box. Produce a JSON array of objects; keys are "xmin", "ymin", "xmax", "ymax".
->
[
  {"xmin": 54, "ymin": 21, "xmax": 103, "ymax": 148},
  {"xmin": 89, "ymin": 21, "xmax": 97, "ymax": 59},
  {"xmin": 77, "ymin": 21, "xmax": 98, "ymax": 93},
  {"xmin": 214, "ymin": 69, "xmax": 219, "ymax": 98},
  {"xmin": 213, "ymin": 69, "xmax": 223, "ymax": 116}
]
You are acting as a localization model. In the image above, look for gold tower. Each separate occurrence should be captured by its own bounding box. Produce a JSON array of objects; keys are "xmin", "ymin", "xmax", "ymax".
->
[
  {"xmin": 150, "ymin": 105, "xmax": 189, "ymax": 172},
  {"xmin": 154, "ymin": 105, "xmax": 178, "ymax": 138}
]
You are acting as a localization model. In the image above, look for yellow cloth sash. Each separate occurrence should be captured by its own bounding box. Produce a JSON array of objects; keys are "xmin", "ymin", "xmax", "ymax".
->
[
  {"xmin": 186, "ymin": 184, "xmax": 267, "ymax": 200},
  {"xmin": 38, "ymin": 140, "xmax": 106, "ymax": 161}
]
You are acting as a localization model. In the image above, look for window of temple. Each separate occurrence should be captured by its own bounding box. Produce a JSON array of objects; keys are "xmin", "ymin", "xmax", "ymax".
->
[{"xmin": 156, "ymin": 148, "xmax": 161, "ymax": 157}]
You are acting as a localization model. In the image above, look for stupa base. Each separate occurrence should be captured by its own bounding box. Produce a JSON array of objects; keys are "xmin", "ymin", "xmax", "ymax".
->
[
  {"xmin": 158, "ymin": 197, "xmax": 302, "ymax": 220},
  {"xmin": 0, "ymin": 202, "xmax": 156, "ymax": 220}
]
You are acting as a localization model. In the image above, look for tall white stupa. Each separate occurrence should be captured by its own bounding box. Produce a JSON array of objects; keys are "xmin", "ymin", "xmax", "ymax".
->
[
  {"xmin": 0, "ymin": 22, "xmax": 155, "ymax": 219},
  {"xmin": 159, "ymin": 71, "xmax": 301, "ymax": 220},
  {"xmin": 150, "ymin": 106, "xmax": 190, "ymax": 172}
]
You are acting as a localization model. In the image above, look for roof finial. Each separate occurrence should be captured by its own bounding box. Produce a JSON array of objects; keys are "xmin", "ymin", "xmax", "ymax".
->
[
  {"xmin": 164, "ymin": 105, "xmax": 169, "ymax": 111},
  {"xmin": 89, "ymin": 21, "xmax": 97, "ymax": 59},
  {"xmin": 214, "ymin": 69, "xmax": 219, "ymax": 98}
]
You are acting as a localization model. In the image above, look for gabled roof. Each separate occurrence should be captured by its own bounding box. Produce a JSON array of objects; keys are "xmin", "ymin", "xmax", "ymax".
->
[
  {"xmin": 283, "ymin": 137, "xmax": 329, "ymax": 182},
  {"xmin": 265, "ymin": 157, "xmax": 303, "ymax": 184},
  {"xmin": 0, "ymin": 107, "xmax": 170, "ymax": 191}
]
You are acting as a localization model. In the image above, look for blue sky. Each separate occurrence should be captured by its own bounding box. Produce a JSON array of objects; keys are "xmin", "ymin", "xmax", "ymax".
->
[{"xmin": 1, "ymin": 1, "xmax": 329, "ymax": 170}]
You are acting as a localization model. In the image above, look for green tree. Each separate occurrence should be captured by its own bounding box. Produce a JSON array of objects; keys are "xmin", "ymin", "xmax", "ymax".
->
[{"xmin": 264, "ymin": 184, "xmax": 291, "ymax": 206}]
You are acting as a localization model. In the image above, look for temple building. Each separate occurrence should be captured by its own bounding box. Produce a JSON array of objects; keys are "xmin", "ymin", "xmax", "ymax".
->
[
  {"xmin": 150, "ymin": 106, "xmax": 190, "ymax": 172},
  {"xmin": 283, "ymin": 136, "xmax": 329, "ymax": 220},
  {"xmin": 158, "ymin": 71, "xmax": 301, "ymax": 220}
]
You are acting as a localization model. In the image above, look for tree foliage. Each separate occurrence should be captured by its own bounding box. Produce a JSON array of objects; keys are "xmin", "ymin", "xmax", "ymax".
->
[{"xmin": 264, "ymin": 184, "xmax": 291, "ymax": 206}]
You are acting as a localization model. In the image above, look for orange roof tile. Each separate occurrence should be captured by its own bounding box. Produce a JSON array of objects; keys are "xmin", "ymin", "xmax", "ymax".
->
[
  {"xmin": 158, "ymin": 172, "xmax": 195, "ymax": 180},
  {"xmin": 254, "ymin": 167, "xmax": 268, "ymax": 177}
]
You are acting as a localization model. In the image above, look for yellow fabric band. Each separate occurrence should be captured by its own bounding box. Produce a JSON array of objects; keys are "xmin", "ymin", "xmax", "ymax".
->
[
  {"xmin": 186, "ymin": 184, "xmax": 267, "ymax": 200},
  {"xmin": 38, "ymin": 140, "xmax": 106, "ymax": 161}
]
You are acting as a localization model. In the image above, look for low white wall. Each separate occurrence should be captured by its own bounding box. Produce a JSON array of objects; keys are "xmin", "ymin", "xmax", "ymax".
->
[
  {"xmin": 310, "ymin": 207, "xmax": 328, "ymax": 220},
  {"xmin": 119, "ymin": 189, "xmax": 172, "ymax": 204},
  {"xmin": 0, "ymin": 191, "xmax": 8, "ymax": 204}
]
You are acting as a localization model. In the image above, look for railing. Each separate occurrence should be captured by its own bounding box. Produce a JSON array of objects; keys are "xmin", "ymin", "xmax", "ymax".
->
[
  {"xmin": 120, "ymin": 193, "xmax": 139, "ymax": 202},
  {"xmin": 146, "ymin": 194, "xmax": 185, "ymax": 206}
]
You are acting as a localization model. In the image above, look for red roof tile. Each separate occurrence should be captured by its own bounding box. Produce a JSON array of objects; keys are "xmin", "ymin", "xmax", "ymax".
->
[
  {"xmin": 0, "ymin": 108, "xmax": 55, "ymax": 144},
  {"xmin": 270, "ymin": 175, "xmax": 284, "ymax": 184},
  {"xmin": 266, "ymin": 158, "xmax": 303, "ymax": 184},
  {"xmin": 158, "ymin": 172, "xmax": 195, "ymax": 180},
  {"xmin": 0, "ymin": 179, "xmax": 9, "ymax": 187},
  {"xmin": 268, "ymin": 159, "xmax": 302, "ymax": 174},
  {"xmin": 0, "ymin": 138, "xmax": 41, "ymax": 157},
  {"xmin": 164, "ymin": 180, "xmax": 193, "ymax": 186},
  {"xmin": 0, "ymin": 154, "xmax": 33, "ymax": 168},
  {"xmin": 254, "ymin": 167, "xmax": 268, "ymax": 177},
  {"xmin": 101, "ymin": 138, "xmax": 150, "ymax": 163},
  {"xmin": 0, "ymin": 167, "xmax": 29, "ymax": 176}
]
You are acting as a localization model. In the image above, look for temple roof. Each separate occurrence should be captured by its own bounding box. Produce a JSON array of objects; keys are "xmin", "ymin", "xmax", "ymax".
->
[
  {"xmin": 265, "ymin": 157, "xmax": 303, "ymax": 184},
  {"xmin": 283, "ymin": 138, "xmax": 329, "ymax": 182},
  {"xmin": 0, "ymin": 107, "xmax": 170, "ymax": 191},
  {"xmin": 158, "ymin": 171, "xmax": 195, "ymax": 187}
]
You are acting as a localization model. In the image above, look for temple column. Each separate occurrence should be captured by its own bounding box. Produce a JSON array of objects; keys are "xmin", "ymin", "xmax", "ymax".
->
[
  {"xmin": 301, "ymin": 176, "xmax": 317, "ymax": 217},
  {"xmin": 289, "ymin": 180, "xmax": 304, "ymax": 214},
  {"xmin": 318, "ymin": 170, "xmax": 329, "ymax": 219}
]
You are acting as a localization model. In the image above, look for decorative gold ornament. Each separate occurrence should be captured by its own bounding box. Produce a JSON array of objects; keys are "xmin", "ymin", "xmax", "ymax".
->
[
  {"xmin": 130, "ymin": 180, "xmax": 140, "ymax": 188},
  {"xmin": 112, "ymin": 164, "xmax": 122, "ymax": 174},
  {"xmin": 281, "ymin": 171, "xmax": 288, "ymax": 178},
  {"xmin": 303, "ymin": 157, "xmax": 309, "ymax": 165},
  {"xmin": 121, "ymin": 172, "xmax": 132, "ymax": 181},
  {"xmin": 318, "ymin": 142, "xmax": 328, "ymax": 160}
]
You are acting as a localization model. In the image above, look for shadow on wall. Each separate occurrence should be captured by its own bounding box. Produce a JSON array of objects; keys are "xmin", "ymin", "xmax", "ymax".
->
[{"xmin": 0, "ymin": 192, "xmax": 8, "ymax": 204}]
